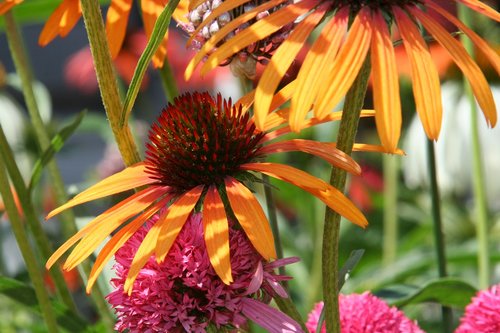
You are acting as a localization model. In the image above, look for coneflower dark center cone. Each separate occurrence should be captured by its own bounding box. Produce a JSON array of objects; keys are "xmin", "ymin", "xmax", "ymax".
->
[
  {"xmin": 145, "ymin": 92, "xmax": 265, "ymax": 192},
  {"xmin": 331, "ymin": 0, "xmax": 421, "ymax": 11}
]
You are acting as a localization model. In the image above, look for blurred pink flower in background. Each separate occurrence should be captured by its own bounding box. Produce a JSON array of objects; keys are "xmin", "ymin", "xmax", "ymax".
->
[
  {"xmin": 348, "ymin": 164, "xmax": 384, "ymax": 213},
  {"xmin": 306, "ymin": 293, "xmax": 424, "ymax": 333},
  {"xmin": 107, "ymin": 213, "xmax": 301, "ymax": 333},
  {"xmin": 455, "ymin": 284, "xmax": 500, "ymax": 333}
]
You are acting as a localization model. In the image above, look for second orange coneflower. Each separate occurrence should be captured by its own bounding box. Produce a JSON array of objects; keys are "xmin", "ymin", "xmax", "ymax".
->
[
  {"xmin": 46, "ymin": 91, "xmax": 374, "ymax": 295},
  {"xmin": 38, "ymin": 0, "xmax": 188, "ymax": 67},
  {"xmin": 187, "ymin": 0, "xmax": 500, "ymax": 153}
]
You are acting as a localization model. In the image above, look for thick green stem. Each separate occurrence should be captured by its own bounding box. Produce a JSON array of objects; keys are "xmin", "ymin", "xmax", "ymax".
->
[
  {"xmin": 382, "ymin": 155, "xmax": 398, "ymax": 266},
  {"xmin": 0, "ymin": 158, "xmax": 59, "ymax": 333},
  {"xmin": 322, "ymin": 59, "xmax": 371, "ymax": 333},
  {"xmin": 0, "ymin": 124, "xmax": 76, "ymax": 312},
  {"xmin": 158, "ymin": 60, "xmax": 179, "ymax": 104},
  {"xmin": 458, "ymin": 4, "xmax": 490, "ymax": 289},
  {"xmin": 426, "ymin": 139, "xmax": 453, "ymax": 333},
  {"xmin": 80, "ymin": 0, "xmax": 141, "ymax": 166}
]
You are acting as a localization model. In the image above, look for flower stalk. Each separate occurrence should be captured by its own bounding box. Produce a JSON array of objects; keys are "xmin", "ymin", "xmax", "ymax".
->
[
  {"xmin": 322, "ymin": 58, "xmax": 371, "ymax": 333},
  {"xmin": 383, "ymin": 155, "xmax": 398, "ymax": 266},
  {"xmin": 458, "ymin": 3, "xmax": 490, "ymax": 290},
  {"xmin": 80, "ymin": 0, "xmax": 141, "ymax": 166},
  {"xmin": 0, "ymin": 157, "xmax": 59, "ymax": 333},
  {"xmin": 426, "ymin": 139, "xmax": 453, "ymax": 333}
]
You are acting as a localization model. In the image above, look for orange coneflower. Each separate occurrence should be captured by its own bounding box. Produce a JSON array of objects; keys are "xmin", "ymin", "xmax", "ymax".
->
[
  {"xmin": 186, "ymin": 0, "xmax": 500, "ymax": 153},
  {"xmin": 46, "ymin": 91, "xmax": 375, "ymax": 294},
  {"xmin": 0, "ymin": 0, "xmax": 22, "ymax": 14},
  {"xmin": 38, "ymin": 0, "xmax": 189, "ymax": 67}
]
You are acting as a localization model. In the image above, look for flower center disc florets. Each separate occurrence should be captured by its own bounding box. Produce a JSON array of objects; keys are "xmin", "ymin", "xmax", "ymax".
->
[
  {"xmin": 145, "ymin": 92, "xmax": 264, "ymax": 192},
  {"xmin": 330, "ymin": 0, "xmax": 421, "ymax": 12}
]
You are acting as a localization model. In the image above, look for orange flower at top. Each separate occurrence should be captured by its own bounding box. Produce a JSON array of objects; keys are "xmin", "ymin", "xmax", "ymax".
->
[
  {"xmin": 38, "ymin": 0, "xmax": 189, "ymax": 67},
  {"xmin": 0, "ymin": 0, "xmax": 22, "ymax": 14},
  {"xmin": 186, "ymin": 0, "xmax": 500, "ymax": 153},
  {"xmin": 46, "ymin": 91, "xmax": 378, "ymax": 295}
]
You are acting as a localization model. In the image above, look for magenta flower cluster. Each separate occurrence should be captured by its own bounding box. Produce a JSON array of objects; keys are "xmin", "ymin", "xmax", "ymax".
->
[
  {"xmin": 306, "ymin": 292, "xmax": 424, "ymax": 333},
  {"xmin": 455, "ymin": 284, "xmax": 500, "ymax": 333},
  {"xmin": 107, "ymin": 213, "xmax": 301, "ymax": 333}
]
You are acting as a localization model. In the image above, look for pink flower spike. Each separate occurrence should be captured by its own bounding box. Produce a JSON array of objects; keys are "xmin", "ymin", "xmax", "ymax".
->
[
  {"xmin": 241, "ymin": 298, "xmax": 305, "ymax": 333},
  {"xmin": 455, "ymin": 284, "xmax": 500, "ymax": 333}
]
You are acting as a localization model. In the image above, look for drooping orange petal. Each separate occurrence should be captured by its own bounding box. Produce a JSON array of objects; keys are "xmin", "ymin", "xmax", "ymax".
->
[
  {"xmin": 172, "ymin": 0, "xmax": 189, "ymax": 23},
  {"xmin": 185, "ymin": 0, "xmax": 291, "ymax": 79},
  {"xmin": 349, "ymin": 143, "xmax": 405, "ymax": 155},
  {"xmin": 259, "ymin": 139, "xmax": 361, "ymax": 175},
  {"xmin": 0, "ymin": 0, "xmax": 22, "ymax": 15},
  {"xmin": 314, "ymin": 7, "xmax": 372, "ymax": 119},
  {"xmin": 142, "ymin": 0, "xmax": 168, "ymax": 68},
  {"xmin": 86, "ymin": 193, "xmax": 174, "ymax": 292},
  {"xmin": 46, "ymin": 186, "xmax": 166, "ymax": 270},
  {"xmin": 188, "ymin": 0, "xmax": 205, "ymax": 11},
  {"xmin": 202, "ymin": 186, "xmax": 232, "ymax": 284},
  {"xmin": 394, "ymin": 7, "xmax": 442, "ymax": 141},
  {"xmin": 39, "ymin": 0, "xmax": 81, "ymax": 46},
  {"xmin": 290, "ymin": 7, "xmax": 349, "ymax": 132},
  {"xmin": 105, "ymin": 0, "xmax": 133, "ymax": 58},
  {"xmin": 62, "ymin": 187, "xmax": 169, "ymax": 270},
  {"xmin": 411, "ymin": 7, "xmax": 497, "ymax": 127},
  {"xmin": 456, "ymin": 0, "xmax": 500, "ymax": 21},
  {"xmin": 253, "ymin": 3, "xmax": 328, "ymax": 130},
  {"xmin": 224, "ymin": 177, "xmax": 276, "ymax": 259},
  {"xmin": 426, "ymin": 0, "xmax": 500, "ymax": 75},
  {"xmin": 199, "ymin": 0, "xmax": 317, "ymax": 77},
  {"xmin": 46, "ymin": 162, "xmax": 155, "ymax": 219},
  {"xmin": 370, "ymin": 9, "xmax": 402, "ymax": 153},
  {"xmin": 155, "ymin": 185, "xmax": 204, "ymax": 262},
  {"xmin": 264, "ymin": 110, "xmax": 376, "ymax": 141},
  {"xmin": 241, "ymin": 163, "xmax": 367, "ymax": 228},
  {"xmin": 250, "ymin": 80, "xmax": 297, "ymax": 124}
]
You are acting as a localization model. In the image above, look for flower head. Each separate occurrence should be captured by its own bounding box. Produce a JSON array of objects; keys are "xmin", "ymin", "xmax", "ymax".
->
[
  {"xmin": 46, "ymin": 91, "xmax": 375, "ymax": 294},
  {"xmin": 107, "ymin": 213, "xmax": 301, "ymax": 333},
  {"xmin": 306, "ymin": 293, "xmax": 424, "ymax": 333},
  {"xmin": 187, "ymin": 0, "xmax": 500, "ymax": 152},
  {"xmin": 455, "ymin": 284, "xmax": 500, "ymax": 333},
  {"xmin": 38, "ymin": 0, "xmax": 189, "ymax": 67}
]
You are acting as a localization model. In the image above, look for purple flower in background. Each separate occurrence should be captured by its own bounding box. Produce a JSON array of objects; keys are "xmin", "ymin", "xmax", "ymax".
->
[
  {"xmin": 455, "ymin": 284, "xmax": 500, "ymax": 333},
  {"xmin": 306, "ymin": 293, "xmax": 424, "ymax": 333},
  {"xmin": 107, "ymin": 213, "xmax": 302, "ymax": 333}
]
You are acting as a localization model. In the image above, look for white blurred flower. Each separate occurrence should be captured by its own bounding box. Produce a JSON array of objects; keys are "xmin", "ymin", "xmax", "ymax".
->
[{"xmin": 403, "ymin": 82, "xmax": 500, "ymax": 211}]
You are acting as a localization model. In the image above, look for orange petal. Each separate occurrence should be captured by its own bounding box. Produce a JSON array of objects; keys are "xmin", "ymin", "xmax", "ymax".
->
[
  {"xmin": 411, "ymin": 7, "xmax": 497, "ymax": 127},
  {"xmin": 62, "ymin": 187, "xmax": 169, "ymax": 270},
  {"xmin": 265, "ymin": 109, "xmax": 376, "ymax": 141},
  {"xmin": 394, "ymin": 7, "xmax": 442, "ymax": 141},
  {"xmin": 0, "ymin": 0, "xmax": 22, "ymax": 15},
  {"xmin": 142, "ymin": 0, "xmax": 169, "ymax": 68},
  {"xmin": 456, "ymin": 0, "xmax": 500, "ymax": 21},
  {"xmin": 188, "ymin": 0, "xmax": 205, "ymax": 11},
  {"xmin": 350, "ymin": 143, "xmax": 405, "ymax": 155},
  {"xmin": 370, "ymin": 9, "xmax": 402, "ymax": 153},
  {"xmin": 58, "ymin": 0, "xmax": 81, "ymax": 37},
  {"xmin": 46, "ymin": 162, "xmax": 154, "ymax": 219},
  {"xmin": 241, "ymin": 163, "xmax": 367, "ymax": 228},
  {"xmin": 253, "ymin": 3, "xmax": 328, "ymax": 130},
  {"xmin": 259, "ymin": 139, "xmax": 361, "ymax": 175},
  {"xmin": 253, "ymin": 80, "xmax": 298, "ymax": 127},
  {"xmin": 203, "ymin": 186, "xmax": 232, "ymax": 284},
  {"xmin": 172, "ymin": 0, "xmax": 189, "ymax": 24},
  {"xmin": 105, "ymin": 0, "xmax": 133, "ymax": 58},
  {"xmin": 39, "ymin": 0, "xmax": 80, "ymax": 46},
  {"xmin": 199, "ymin": 0, "xmax": 317, "ymax": 77},
  {"xmin": 290, "ymin": 7, "xmax": 349, "ymax": 132},
  {"xmin": 155, "ymin": 185, "xmax": 204, "ymax": 262},
  {"xmin": 426, "ymin": 0, "xmax": 500, "ymax": 76},
  {"xmin": 86, "ymin": 193, "xmax": 174, "ymax": 292},
  {"xmin": 224, "ymin": 177, "xmax": 276, "ymax": 259},
  {"xmin": 185, "ymin": 0, "xmax": 290, "ymax": 79},
  {"xmin": 46, "ymin": 186, "xmax": 166, "ymax": 269},
  {"xmin": 314, "ymin": 7, "xmax": 372, "ymax": 119}
]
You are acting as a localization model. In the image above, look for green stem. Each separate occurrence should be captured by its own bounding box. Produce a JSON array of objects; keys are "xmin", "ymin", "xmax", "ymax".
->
[
  {"xmin": 382, "ymin": 154, "xmax": 398, "ymax": 266},
  {"xmin": 80, "ymin": 0, "xmax": 141, "ymax": 167},
  {"xmin": 322, "ymin": 58, "xmax": 371, "ymax": 333},
  {"xmin": 426, "ymin": 139, "xmax": 453, "ymax": 333},
  {"xmin": 4, "ymin": 10, "xmax": 116, "ymax": 329},
  {"xmin": 0, "ymin": 124, "xmax": 76, "ymax": 312},
  {"xmin": 274, "ymin": 296, "xmax": 306, "ymax": 332},
  {"xmin": 458, "ymin": 4, "xmax": 490, "ymax": 289},
  {"xmin": 158, "ymin": 60, "xmax": 179, "ymax": 104},
  {"xmin": 0, "ymin": 158, "xmax": 59, "ymax": 333}
]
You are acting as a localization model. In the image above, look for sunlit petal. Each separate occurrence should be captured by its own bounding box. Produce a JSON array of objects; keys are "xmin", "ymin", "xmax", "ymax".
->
[{"xmin": 105, "ymin": 0, "xmax": 133, "ymax": 58}]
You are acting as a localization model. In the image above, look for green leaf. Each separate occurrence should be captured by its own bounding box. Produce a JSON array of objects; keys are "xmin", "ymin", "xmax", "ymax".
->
[
  {"xmin": 0, "ymin": 275, "xmax": 90, "ymax": 332},
  {"xmin": 120, "ymin": 0, "xmax": 180, "ymax": 126},
  {"xmin": 28, "ymin": 110, "xmax": 86, "ymax": 192},
  {"xmin": 380, "ymin": 278, "xmax": 477, "ymax": 309},
  {"xmin": 338, "ymin": 249, "xmax": 365, "ymax": 291}
]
